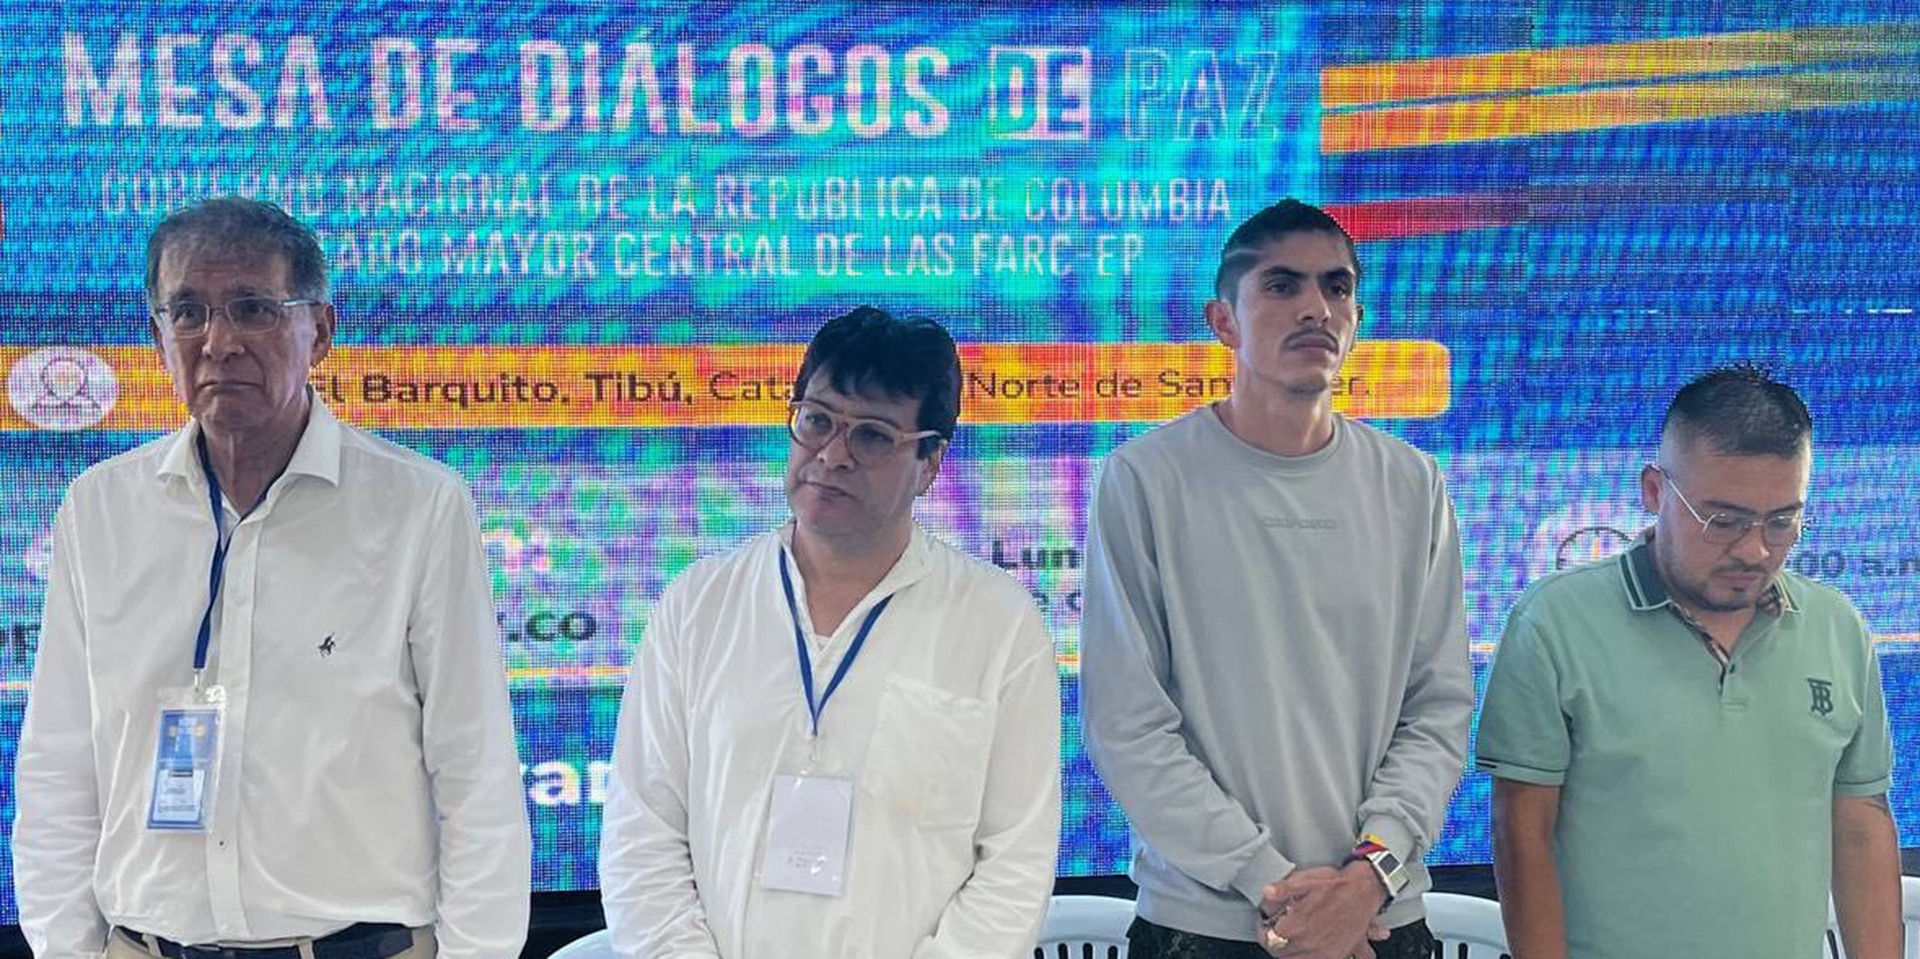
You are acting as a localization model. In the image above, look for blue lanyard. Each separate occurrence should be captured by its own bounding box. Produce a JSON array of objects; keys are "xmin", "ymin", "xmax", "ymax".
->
[
  {"xmin": 778, "ymin": 548, "xmax": 892, "ymax": 739},
  {"xmin": 192, "ymin": 433, "xmax": 234, "ymax": 677}
]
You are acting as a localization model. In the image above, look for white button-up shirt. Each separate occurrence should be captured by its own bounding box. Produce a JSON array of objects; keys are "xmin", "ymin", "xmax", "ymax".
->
[
  {"xmin": 13, "ymin": 399, "xmax": 530, "ymax": 959},
  {"xmin": 599, "ymin": 525, "xmax": 1061, "ymax": 959}
]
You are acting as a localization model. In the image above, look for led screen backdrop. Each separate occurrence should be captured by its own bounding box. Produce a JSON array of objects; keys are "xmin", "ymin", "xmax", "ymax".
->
[{"xmin": 3, "ymin": 0, "xmax": 1920, "ymax": 921}]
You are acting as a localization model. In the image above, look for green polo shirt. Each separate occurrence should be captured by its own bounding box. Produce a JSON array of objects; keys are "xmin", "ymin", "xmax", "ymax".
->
[{"xmin": 1476, "ymin": 537, "xmax": 1892, "ymax": 959}]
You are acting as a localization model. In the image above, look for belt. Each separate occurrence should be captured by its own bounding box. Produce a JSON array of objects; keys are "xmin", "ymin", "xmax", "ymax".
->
[{"xmin": 118, "ymin": 924, "xmax": 415, "ymax": 959}]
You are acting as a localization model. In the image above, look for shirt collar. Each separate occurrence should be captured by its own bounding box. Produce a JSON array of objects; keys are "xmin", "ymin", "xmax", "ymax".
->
[
  {"xmin": 1617, "ymin": 530, "xmax": 1798, "ymax": 617},
  {"xmin": 155, "ymin": 389, "xmax": 345, "ymax": 490},
  {"xmin": 776, "ymin": 521, "xmax": 934, "ymax": 602}
]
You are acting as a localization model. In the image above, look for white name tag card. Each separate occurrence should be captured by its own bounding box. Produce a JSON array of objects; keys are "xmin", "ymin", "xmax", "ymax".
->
[{"xmin": 759, "ymin": 773, "xmax": 854, "ymax": 897}]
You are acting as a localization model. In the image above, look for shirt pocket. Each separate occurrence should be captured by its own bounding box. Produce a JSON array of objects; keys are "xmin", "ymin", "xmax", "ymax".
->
[{"xmin": 861, "ymin": 675, "xmax": 993, "ymax": 833}]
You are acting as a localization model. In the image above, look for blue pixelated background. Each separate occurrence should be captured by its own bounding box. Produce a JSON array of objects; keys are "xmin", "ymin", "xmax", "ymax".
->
[{"xmin": 2, "ymin": 0, "xmax": 1919, "ymax": 921}]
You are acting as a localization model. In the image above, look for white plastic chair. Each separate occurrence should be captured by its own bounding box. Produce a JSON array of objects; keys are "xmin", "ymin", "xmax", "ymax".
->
[
  {"xmin": 1424, "ymin": 891, "xmax": 1511, "ymax": 959},
  {"xmin": 547, "ymin": 928, "xmax": 617, "ymax": 959},
  {"xmin": 1033, "ymin": 894, "xmax": 1134, "ymax": 959},
  {"xmin": 1908, "ymin": 874, "xmax": 1920, "ymax": 959}
]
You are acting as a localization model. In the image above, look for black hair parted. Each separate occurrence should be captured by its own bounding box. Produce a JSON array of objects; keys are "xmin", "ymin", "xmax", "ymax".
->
[
  {"xmin": 792, "ymin": 306, "xmax": 961, "ymax": 458},
  {"xmin": 1663, "ymin": 362, "xmax": 1812, "ymax": 459},
  {"xmin": 146, "ymin": 197, "xmax": 330, "ymax": 301},
  {"xmin": 1213, "ymin": 198, "xmax": 1359, "ymax": 301}
]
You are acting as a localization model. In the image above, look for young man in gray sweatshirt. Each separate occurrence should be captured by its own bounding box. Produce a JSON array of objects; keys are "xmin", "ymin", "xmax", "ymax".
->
[{"xmin": 1080, "ymin": 199, "xmax": 1473, "ymax": 959}]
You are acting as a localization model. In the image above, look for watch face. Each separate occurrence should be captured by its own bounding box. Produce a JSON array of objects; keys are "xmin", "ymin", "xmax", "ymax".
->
[{"xmin": 1370, "ymin": 849, "xmax": 1408, "ymax": 896}]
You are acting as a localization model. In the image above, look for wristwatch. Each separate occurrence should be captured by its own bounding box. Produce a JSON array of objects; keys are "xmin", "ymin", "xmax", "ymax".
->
[{"xmin": 1357, "ymin": 846, "xmax": 1410, "ymax": 905}]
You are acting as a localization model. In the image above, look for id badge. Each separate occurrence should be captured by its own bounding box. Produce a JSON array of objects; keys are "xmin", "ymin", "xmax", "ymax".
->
[
  {"xmin": 759, "ymin": 773, "xmax": 854, "ymax": 897},
  {"xmin": 147, "ymin": 686, "xmax": 226, "ymax": 831}
]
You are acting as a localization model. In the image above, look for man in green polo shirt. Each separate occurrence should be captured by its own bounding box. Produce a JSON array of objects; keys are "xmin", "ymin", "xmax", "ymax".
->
[{"xmin": 1477, "ymin": 365, "xmax": 1901, "ymax": 959}]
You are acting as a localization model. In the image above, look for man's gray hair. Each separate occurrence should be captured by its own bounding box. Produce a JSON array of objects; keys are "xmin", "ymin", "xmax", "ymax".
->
[{"xmin": 145, "ymin": 197, "xmax": 329, "ymax": 301}]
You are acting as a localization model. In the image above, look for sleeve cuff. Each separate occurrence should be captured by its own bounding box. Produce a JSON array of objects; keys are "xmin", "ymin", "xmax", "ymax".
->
[
  {"xmin": 1475, "ymin": 758, "xmax": 1567, "ymax": 787},
  {"xmin": 1835, "ymin": 776, "xmax": 1892, "ymax": 798},
  {"xmin": 1230, "ymin": 844, "xmax": 1296, "ymax": 906}
]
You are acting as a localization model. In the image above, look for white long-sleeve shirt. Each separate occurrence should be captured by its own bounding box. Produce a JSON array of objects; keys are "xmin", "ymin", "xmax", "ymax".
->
[
  {"xmin": 599, "ymin": 525, "xmax": 1061, "ymax": 959},
  {"xmin": 13, "ymin": 399, "xmax": 531, "ymax": 959}
]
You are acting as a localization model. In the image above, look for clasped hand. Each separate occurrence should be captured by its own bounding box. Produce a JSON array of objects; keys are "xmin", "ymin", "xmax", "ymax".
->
[{"xmin": 1256, "ymin": 863, "xmax": 1390, "ymax": 959}]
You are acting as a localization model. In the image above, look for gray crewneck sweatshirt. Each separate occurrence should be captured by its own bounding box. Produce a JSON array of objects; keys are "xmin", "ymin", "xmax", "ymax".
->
[{"xmin": 1080, "ymin": 406, "xmax": 1472, "ymax": 939}]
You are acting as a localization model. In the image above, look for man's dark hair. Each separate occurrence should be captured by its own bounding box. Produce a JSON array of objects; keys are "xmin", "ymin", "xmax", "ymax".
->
[
  {"xmin": 1663, "ymin": 363, "xmax": 1812, "ymax": 458},
  {"xmin": 792, "ymin": 306, "xmax": 961, "ymax": 458},
  {"xmin": 1213, "ymin": 198, "xmax": 1359, "ymax": 301},
  {"xmin": 146, "ymin": 197, "xmax": 330, "ymax": 301}
]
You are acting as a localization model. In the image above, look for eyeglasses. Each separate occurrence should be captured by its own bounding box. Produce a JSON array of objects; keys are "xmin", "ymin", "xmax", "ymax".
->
[
  {"xmin": 152, "ymin": 296, "xmax": 322, "ymax": 337},
  {"xmin": 1655, "ymin": 466, "xmax": 1808, "ymax": 548},
  {"xmin": 788, "ymin": 400, "xmax": 941, "ymax": 465}
]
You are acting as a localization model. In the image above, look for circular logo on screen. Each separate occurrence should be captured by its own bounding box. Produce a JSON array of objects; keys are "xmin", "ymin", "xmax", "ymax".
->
[
  {"xmin": 7, "ymin": 347, "xmax": 117, "ymax": 431},
  {"xmin": 1555, "ymin": 525, "xmax": 1634, "ymax": 569}
]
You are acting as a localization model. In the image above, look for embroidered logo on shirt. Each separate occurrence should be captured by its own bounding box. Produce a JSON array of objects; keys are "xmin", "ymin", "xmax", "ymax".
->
[
  {"xmin": 318, "ymin": 633, "xmax": 336, "ymax": 657},
  {"xmin": 1808, "ymin": 678, "xmax": 1834, "ymax": 716}
]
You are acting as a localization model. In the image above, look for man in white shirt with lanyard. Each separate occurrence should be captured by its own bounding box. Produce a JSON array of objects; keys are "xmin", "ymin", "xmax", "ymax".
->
[
  {"xmin": 598, "ymin": 306, "xmax": 1062, "ymax": 959},
  {"xmin": 13, "ymin": 198, "xmax": 530, "ymax": 959}
]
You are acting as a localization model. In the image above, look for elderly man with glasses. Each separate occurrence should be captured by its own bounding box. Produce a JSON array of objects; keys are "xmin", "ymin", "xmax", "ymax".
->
[
  {"xmin": 598, "ymin": 306, "xmax": 1060, "ymax": 959},
  {"xmin": 1478, "ymin": 364, "xmax": 1901, "ymax": 959},
  {"xmin": 13, "ymin": 197, "xmax": 530, "ymax": 959}
]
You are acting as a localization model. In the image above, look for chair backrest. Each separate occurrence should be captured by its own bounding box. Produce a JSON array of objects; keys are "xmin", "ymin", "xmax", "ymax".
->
[
  {"xmin": 1906, "ymin": 874, "xmax": 1920, "ymax": 959},
  {"xmin": 1826, "ymin": 895, "xmax": 1846, "ymax": 959},
  {"xmin": 547, "ymin": 928, "xmax": 616, "ymax": 959},
  {"xmin": 1033, "ymin": 894, "xmax": 1135, "ymax": 959},
  {"xmin": 1424, "ymin": 892, "xmax": 1511, "ymax": 959}
]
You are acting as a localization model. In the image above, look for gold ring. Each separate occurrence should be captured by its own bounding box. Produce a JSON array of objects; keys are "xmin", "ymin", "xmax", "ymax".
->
[{"xmin": 1262, "ymin": 926, "xmax": 1289, "ymax": 950}]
